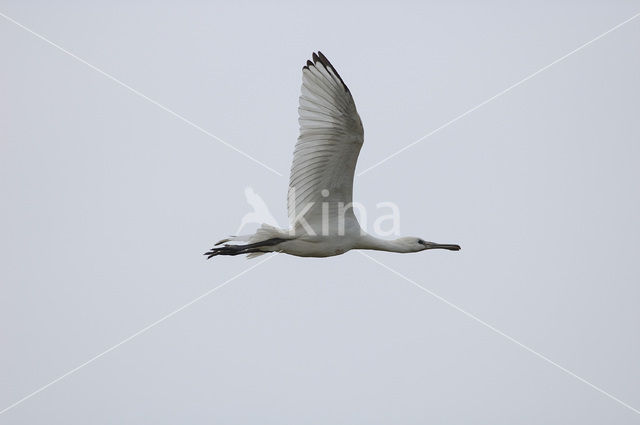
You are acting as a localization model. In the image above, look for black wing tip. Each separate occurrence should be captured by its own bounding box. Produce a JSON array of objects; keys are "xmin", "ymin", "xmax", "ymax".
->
[
  {"xmin": 304, "ymin": 51, "xmax": 350, "ymax": 93},
  {"xmin": 316, "ymin": 51, "xmax": 329, "ymax": 64}
]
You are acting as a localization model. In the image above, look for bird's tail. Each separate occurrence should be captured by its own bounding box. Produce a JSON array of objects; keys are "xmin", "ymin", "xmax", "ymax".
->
[{"xmin": 205, "ymin": 224, "xmax": 290, "ymax": 259}]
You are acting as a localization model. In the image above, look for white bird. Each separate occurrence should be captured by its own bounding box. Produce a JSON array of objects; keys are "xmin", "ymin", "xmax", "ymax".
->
[{"xmin": 205, "ymin": 52, "xmax": 460, "ymax": 259}]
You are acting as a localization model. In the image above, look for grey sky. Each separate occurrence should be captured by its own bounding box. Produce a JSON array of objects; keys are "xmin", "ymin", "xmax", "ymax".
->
[{"xmin": 1, "ymin": 1, "xmax": 639, "ymax": 424}]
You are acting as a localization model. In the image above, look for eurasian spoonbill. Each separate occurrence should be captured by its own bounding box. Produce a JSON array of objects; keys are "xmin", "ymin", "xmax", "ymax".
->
[{"xmin": 205, "ymin": 52, "xmax": 460, "ymax": 258}]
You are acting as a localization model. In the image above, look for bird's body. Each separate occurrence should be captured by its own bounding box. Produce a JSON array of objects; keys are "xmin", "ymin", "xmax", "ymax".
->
[
  {"xmin": 274, "ymin": 234, "xmax": 356, "ymax": 258},
  {"xmin": 275, "ymin": 234, "xmax": 460, "ymax": 258},
  {"xmin": 205, "ymin": 52, "xmax": 460, "ymax": 259}
]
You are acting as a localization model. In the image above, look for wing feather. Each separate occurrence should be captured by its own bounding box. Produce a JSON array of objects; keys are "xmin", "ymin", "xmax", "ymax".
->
[{"xmin": 287, "ymin": 52, "xmax": 364, "ymax": 233}]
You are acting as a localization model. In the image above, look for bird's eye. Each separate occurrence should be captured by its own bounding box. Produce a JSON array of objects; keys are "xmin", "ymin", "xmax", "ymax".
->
[{"xmin": 418, "ymin": 239, "xmax": 424, "ymax": 245}]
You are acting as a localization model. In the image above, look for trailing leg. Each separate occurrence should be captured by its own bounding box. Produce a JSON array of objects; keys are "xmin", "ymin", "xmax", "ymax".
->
[{"xmin": 203, "ymin": 237, "xmax": 287, "ymax": 259}]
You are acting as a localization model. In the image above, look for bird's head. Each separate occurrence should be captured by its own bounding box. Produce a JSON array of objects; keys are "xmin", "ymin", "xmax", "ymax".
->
[{"xmin": 400, "ymin": 237, "xmax": 461, "ymax": 253}]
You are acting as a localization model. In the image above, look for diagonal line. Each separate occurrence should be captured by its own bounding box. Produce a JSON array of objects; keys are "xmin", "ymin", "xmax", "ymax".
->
[
  {"xmin": 356, "ymin": 11, "xmax": 640, "ymax": 177},
  {"xmin": 358, "ymin": 251, "xmax": 640, "ymax": 416},
  {"xmin": 0, "ymin": 11, "xmax": 284, "ymax": 177},
  {"xmin": 0, "ymin": 253, "xmax": 278, "ymax": 416}
]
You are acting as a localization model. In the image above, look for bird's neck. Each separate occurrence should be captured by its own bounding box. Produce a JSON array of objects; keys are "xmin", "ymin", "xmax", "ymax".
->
[{"xmin": 355, "ymin": 234, "xmax": 411, "ymax": 253}]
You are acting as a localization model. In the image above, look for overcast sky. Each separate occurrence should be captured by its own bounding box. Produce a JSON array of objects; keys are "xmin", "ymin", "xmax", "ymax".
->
[{"xmin": 1, "ymin": 1, "xmax": 639, "ymax": 424}]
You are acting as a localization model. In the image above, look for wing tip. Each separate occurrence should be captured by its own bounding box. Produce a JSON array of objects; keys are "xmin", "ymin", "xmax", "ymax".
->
[{"xmin": 304, "ymin": 51, "xmax": 351, "ymax": 93}]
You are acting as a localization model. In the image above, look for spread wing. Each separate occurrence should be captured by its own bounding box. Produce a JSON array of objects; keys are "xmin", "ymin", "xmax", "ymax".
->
[{"xmin": 287, "ymin": 52, "xmax": 364, "ymax": 234}]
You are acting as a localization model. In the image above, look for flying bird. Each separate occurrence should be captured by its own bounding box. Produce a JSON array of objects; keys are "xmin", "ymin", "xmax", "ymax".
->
[{"xmin": 205, "ymin": 52, "xmax": 460, "ymax": 258}]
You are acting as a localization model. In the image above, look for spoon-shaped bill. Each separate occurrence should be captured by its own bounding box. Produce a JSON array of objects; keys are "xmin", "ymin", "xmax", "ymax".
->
[{"xmin": 425, "ymin": 242, "xmax": 461, "ymax": 251}]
